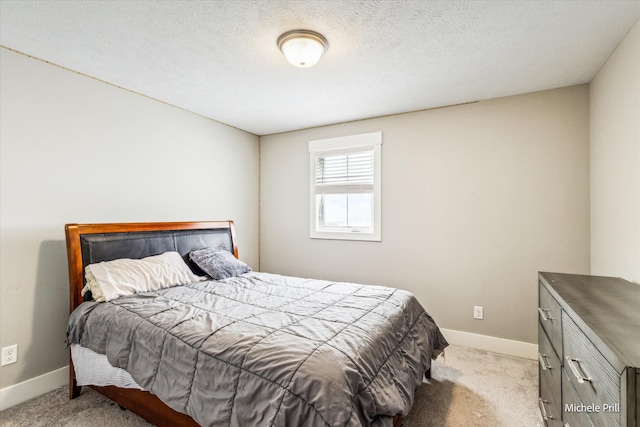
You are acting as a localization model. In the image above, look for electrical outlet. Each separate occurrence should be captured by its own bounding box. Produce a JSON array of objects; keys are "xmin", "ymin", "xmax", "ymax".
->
[
  {"xmin": 473, "ymin": 306, "xmax": 484, "ymax": 320},
  {"xmin": 1, "ymin": 345, "xmax": 18, "ymax": 366}
]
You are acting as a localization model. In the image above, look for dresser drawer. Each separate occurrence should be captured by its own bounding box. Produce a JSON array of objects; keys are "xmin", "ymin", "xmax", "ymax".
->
[
  {"xmin": 539, "ymin": 377, "xmax": 562, "ymax": 425},
  {"xmin": 562, "ymin": 369, "xmax": 595, "ymax": 427},
  {"xmin": 563, "ymin": 312, "xmax": 621, "ymax": 427},
  {"xmin": 538, "ymin": 397, "xmax": 563, "ymax": 427},
  {"xmin": 539, "ymin": 282, "xmax": 562, "ymax": 356},
  {"xmin": 539, "ymin": 323, "xmax": 562, "ymax": 414}
]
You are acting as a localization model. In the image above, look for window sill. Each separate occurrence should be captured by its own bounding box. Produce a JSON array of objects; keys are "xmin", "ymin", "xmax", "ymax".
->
[{"xmin": 310, "ymin": 230, "xmax": 381, "ymax": 242}]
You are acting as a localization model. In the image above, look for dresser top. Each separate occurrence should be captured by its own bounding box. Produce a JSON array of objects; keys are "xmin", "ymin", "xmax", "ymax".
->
[{"xmin": 539, "ymin": 272, "xmax": 640, "ymax": 369}]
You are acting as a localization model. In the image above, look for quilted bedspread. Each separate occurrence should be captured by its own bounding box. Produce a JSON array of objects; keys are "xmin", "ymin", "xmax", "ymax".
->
[{"xmin": 67, "ymin": 272, "xmax": 448, "ymax": 427}]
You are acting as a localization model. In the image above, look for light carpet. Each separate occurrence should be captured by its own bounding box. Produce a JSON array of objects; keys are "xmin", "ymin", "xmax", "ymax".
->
[
  {"xmin": 404, "ymin": 344, "xmax": 541, "ymax": 426},
  {"xmin": 0, "ymin": 344, "xmax": 542, "ymax": 426}
]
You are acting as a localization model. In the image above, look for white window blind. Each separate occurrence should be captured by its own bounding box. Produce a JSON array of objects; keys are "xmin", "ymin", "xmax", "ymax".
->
[{"xmin": 315, "ymin": 150, "xmax": 374, "ymax": 194}]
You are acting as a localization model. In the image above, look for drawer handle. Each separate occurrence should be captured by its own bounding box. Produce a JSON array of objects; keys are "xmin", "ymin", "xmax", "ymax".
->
[
  {"xmin": 538, "ymin": 397, "xmax": 554, "ymax": 420},
  {"xmin": 565, "ymin": 356, "xmax": 592, "ymax": 384},
  {"xmin": 537, "ymin": 352, "xmax": 552, "ymax": 370},
  {"xmin": 538, "ymin": 307, "xmax": 554, "ymax": 321}
]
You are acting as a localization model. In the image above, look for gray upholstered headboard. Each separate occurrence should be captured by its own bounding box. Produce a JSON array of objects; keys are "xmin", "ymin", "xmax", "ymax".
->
[
  {"xmin": 80, "ymin": 229, "xmax": 233, "ymax": 270},
  {"xmin": 65, "ymin": 221, "xmax": 238, "ymax": 311}
]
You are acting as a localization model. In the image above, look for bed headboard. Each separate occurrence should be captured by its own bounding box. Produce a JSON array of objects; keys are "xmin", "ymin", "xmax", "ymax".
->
[{"xmin": 65, "ymin": 220, "xmax": 238, "ymax": 312}]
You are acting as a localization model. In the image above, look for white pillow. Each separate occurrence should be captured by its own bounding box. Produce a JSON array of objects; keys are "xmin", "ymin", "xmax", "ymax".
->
[{"xmin": 82, "ymin": 251, "xmax": 204, "ymax": 302}]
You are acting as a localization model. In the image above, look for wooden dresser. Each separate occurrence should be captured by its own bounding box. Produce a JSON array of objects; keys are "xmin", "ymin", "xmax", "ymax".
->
[{"xmin": 538, "ymin": 272, "xmax": 640, "ymax": 427}]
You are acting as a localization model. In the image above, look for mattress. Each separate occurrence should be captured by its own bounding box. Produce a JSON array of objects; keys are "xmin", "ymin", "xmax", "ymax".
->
[{"xmin": 71, "ymin": 344, "xmax": 142, "ymax": 389}]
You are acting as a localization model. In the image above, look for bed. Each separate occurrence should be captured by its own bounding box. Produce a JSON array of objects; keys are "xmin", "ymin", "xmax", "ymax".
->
[{"xmin": 65, "ymin": 220, "xmax": 448, "ymax": 427}]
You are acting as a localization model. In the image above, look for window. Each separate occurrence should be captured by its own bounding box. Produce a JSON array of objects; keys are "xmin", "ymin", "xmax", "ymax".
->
[{"xmin": 309, "ymin": 132, "xmax": 381, "ymax": 241}]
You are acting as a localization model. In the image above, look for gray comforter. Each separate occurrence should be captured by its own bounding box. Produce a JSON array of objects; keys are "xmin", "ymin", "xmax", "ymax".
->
[{"xmin": 67, "ymin": 272, "xmax": 448, "ymax": 427}]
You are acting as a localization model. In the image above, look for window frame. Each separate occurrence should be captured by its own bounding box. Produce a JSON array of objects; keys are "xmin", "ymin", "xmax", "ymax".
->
[{"xmin": 309, "ymin": 132, "xmax": 382, "ymax": 241}]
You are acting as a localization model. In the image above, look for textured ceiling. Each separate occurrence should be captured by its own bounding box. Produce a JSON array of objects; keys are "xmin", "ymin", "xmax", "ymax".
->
[{"xmin": 1, "ymin": 1, "xmax": 639, "ymax": 135}]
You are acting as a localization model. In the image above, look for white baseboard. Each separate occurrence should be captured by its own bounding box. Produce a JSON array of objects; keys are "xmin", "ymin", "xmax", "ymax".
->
[
  {"xmin": 0, "ymin": 365, "xmax": 68, "ymax": 411},
  {"xmin": 440, "ymin": 328, "xmax": 538, "ymax": 360}
]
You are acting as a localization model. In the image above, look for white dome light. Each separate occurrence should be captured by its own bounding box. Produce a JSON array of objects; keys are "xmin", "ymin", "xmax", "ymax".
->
[{"xmin": 277, "ymin": 30, "xmax": 328, "ymax": 68}]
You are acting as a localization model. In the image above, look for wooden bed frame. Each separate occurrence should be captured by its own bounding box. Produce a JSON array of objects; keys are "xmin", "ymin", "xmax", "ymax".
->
[{"xmin": 65, "ymin": 220, "xmax": 407, "ymax": 427}]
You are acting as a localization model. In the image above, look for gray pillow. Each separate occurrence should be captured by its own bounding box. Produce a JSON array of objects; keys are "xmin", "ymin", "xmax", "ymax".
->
[{"xmin": 189, "ymin": 247, "xmax": 251, "ymax": 280}]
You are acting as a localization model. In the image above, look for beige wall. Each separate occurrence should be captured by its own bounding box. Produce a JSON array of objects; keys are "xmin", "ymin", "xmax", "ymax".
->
[
  {"xmin": 590, "ymin": 20, "xmax": 640, "ymax": 284},
  {"xmin": 0, "ymin": 48, "xmax": 260, "ymax": 389},
  {"xmin": 260, "ymin": 85, "xmax": 590, "ymax": 345}
]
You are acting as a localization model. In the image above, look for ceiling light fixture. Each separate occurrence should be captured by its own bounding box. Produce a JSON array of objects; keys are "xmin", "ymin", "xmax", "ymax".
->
[{"xmin": 277, "ymin": 30, "xmax": 328, "ymax": 68}]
